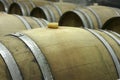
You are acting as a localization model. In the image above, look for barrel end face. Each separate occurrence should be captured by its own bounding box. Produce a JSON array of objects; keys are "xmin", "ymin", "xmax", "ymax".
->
[
  {"xmin": 102, "ymin": 17, "xmax": 120, "ymax": 34},
  {"xmin": 0, "ymin": 1, "xmax": 8, "ymax": 12},
  {"xmin": 30, "ymin": 7, "xmax": 47, "ymax": 20},
  {"xmin": 8, "ymin": 2, "xmax": 23, "ymax": 15},
  {"xmin": 59, "ymin": 11, "xmax": 84, "ymax": 28}
]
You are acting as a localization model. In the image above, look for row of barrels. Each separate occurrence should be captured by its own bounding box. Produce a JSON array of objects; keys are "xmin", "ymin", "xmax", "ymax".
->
[
  {"xmin": 59, "ymin": 5, "xmax": 120, "ymax": 28},
  {"xmin": 0, "ymin": 3, "xmax": 120, "ymax": 79},
  {"xmin": 0, "ymin": 13, "xmax": 119, "ymax": 80},
  {"xmin": 58, "ymin": 5, "xmax": 120, "ymax": 34},
  {"xmin": 0, "ymin": 0, "xmax": 78, "ymax": 18},
  {"xmin": 1, "ymin": 0, "xmax": 120, "ymax": 33},
  {"xmin": 0, "ymin": 1, "xmax": 120, "ymax": 80},
  {"xmin": 0, "ymin": 13, "xmax": 119, "ymax": 38},
  {"xmin": 0, "ymin": 0, "xmax": 50, "ymax": 12},
  {"xmin": 0, "ymin": 0, "xmax": 53, "ymax": 12},
  {"xmin": 0, "ymin": 13, "xmax": 120, "ymax": 36},
  {"xmin": 3, "ymin": 1, "xmax": 120, "ymax": 33}
]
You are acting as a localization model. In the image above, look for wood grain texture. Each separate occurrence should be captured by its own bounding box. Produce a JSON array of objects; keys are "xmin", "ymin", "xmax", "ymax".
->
[{"xmin": 0, "ymin": 27, "xmax": 119, "ymax": 80}]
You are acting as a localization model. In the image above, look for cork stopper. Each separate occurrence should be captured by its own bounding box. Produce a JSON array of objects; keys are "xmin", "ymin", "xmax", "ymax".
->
[{"xmin": 48, "ymin": 23, "xmax": 59, "ymax": 29}]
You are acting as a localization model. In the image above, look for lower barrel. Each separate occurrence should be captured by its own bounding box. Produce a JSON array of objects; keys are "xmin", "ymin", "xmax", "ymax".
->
[
  {"xmin": 102, "ymin": 16, "xmax": 120, "ymax": 34},
  {"xmin": 30, "ymin": 2, "xmax": 77, "ymax": 22},
  {"xmin": 0, "ymin": 14, "xmax": 48, "ymax": 36},
  {"xmin": 59, "ymin": 5, "xmax": 120, "ymax": 29},
  {"xmin": 0, "ymin": 27, "xmax": 120, "ymax": 80}
]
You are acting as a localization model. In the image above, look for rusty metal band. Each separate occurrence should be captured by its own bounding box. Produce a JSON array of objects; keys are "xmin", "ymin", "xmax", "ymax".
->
[
  {"xmin": 86, "ymin": 28, "xmax": 120, "ymax": 78},
  {"xmin": 40, "ymin": 7, "xmax": 51, "ymax": 22},
  {"xmin": 110, "ymin": 31, "xmax": 120, "ymax": 38},
  {"xmin": 44, "ymin": 6, "xmax": 56, "ymax": 22},
  {"xmin": 86, "ymin": 7, "xmax": 102, "ymax": 28},
  {"xmin": 15, "ymin": 15, "xmax": 32, "ymax": 29},
  {"xmin": 76, "ymin": 9, "xmax": 94, "ymax": 29},
  {"xmin": 73, "ymin": 10, "xmax": 89, "ymax": 28},
  {"xmin": 52, "ymin": 4, "xmax": 62, "ymax": 16},
  {"xmin": 101, "ymin": 30, "xmax": 120, "ymax": 45},
  {"xmin": 0, "ymin": 43, "xmax": 23, "ymax": 80},
  {"xmin": 11, "ymin": 32, "xmax": 54, "ymax": 80},
  {"xmin": 32, "ymin": 17, "xmax": 45, "ymax": 28}
]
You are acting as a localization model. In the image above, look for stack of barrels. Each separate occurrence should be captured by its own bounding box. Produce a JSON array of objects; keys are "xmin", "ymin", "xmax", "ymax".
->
[{"xmin": 0, "ymin": 0, "xmax": 120, "ymax": 80}]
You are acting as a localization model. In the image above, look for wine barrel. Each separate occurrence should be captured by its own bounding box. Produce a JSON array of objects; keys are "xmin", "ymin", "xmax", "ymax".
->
[
  {"xmin": 0, "ymin": 26, "xmax": 120, "ymax": 80},
  {"xmin": 0, "ymin": 14, "xmax": 48, "ymax": 36},
  {"xmin": 0, "ymin": 0, "xmax": 14, "ymax": 12},
  {"xmin": 0, "ymin": 0, "xmax": 46, "ymax": 12},
  {"xmin": 102, "ymin": 16, "xmax": 120, "ymax": 34},
  {"xmin": 59, "ymin": 5, "xmax": 120, "ymax": 29},
  {"xmin": 30, "ymin": 2, "xmax": 77, "ymax": 22},
  {"xmin": 8, "ymin": 1, "xmax": 51, "ymax": 16}
]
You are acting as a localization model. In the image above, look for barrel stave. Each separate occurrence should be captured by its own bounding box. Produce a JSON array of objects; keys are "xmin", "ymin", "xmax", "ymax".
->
[
  {"xmin": 0, "ymin": 27, "xmax": 119, "ymax": 80},
  {"xmin": 0, "ymin": 36, "xmax": 42, "ymax": 80}
]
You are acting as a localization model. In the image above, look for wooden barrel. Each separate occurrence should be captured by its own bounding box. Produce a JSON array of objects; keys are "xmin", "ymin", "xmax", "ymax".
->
[
  {"xmin": 0, "ymin": 0, "xmax": 14, "ymax": 12},
  {"xmin": 0, "ymin": 0, "xmax": 46, "ymax": 12},
  {"xmin": 8, "ymin": 1, "xmax": 51, "ymax": 16},
  {"xmin": 102, "ymin": 16, "xmax": 120, "ymax": 34},
  {"xmin": 0, "ymin": 26, "xmax": 120, "ymax": 80},
  {"xmin": 0, "ymin": 14, "xmax": 48, "ymax": 36},
  {"xmin": 30, "ymin": 2, "xmax": 77, "ymax": 22},
  {"xmin": 59, "ymin": 5, "xmax": 120, "ymax": 29}
]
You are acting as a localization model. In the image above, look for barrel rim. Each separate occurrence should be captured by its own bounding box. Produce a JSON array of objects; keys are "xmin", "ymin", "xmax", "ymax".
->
[
  {"xmin": 30, "ymin": 7, "xmax": 48, "ymax": 21},
  {"xmin": 59, "ymin": 10, "xmax": 88, "ymax": 28},
  {"xmin": 8, "ymin": 2, "xmax": 25, "ymax": 15},
  {"xmin": 0, "ymin": 0, "xmax": 9, "ymax": 12},
  {"xmin": 102, "ymin": 16, "xmax": 120, "ymax": 29}
]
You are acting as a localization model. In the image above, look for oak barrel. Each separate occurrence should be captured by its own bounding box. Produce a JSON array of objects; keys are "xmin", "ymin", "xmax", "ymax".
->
[
  {"xmin": 0, "ymin": 0, "xmax": 14, "ymax": 12},
  {"xmin": 0, "ymin": 14, "xmax": 48, "ymax": 36},
  {"xmin": 59, "ymin": 5, "xmax": 120, "ymax": 29},
  {"xmin": 0, "ymin": 27, "xmax": 120, "ymax": 80},
  {"xmin": 102, "ymin": 16, "xmax": 120, "ymax": 34},
  {"xmin": 8, "ymin": 1, "xmax": 51, "ymax": 16},
  {"xmin": 0, "ymin": 0, "xmax": 38, "ymax": 12},
  {"xmin": 30, "ymin": 2, "xmax": 77, "ymax": 22}
]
